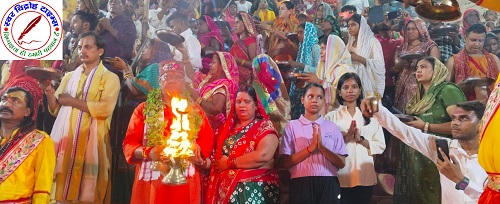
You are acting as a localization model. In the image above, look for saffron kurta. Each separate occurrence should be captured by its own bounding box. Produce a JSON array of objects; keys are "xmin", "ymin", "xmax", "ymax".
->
[
  {"xmin": 0, "ymin": 130, "xmax": 55, "ymax": 204},
  {"xmin": 50, "ymin": 64, "xmax": 120, "ymax": 203},
  {"xmin": 123, "ymin": 102, "xmax": 215, "ymax": 204}
]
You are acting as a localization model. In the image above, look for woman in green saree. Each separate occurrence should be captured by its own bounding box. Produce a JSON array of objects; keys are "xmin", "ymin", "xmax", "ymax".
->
[{"xmin": 394, "ymin": 57, "xmax": 466, "ymax": 203}]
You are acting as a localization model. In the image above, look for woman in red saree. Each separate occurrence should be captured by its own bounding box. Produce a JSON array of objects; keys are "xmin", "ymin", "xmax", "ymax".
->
[
  {"xmin": 206, "ymin": 86, "xmax": 280, "ymax": 204},
  {"xmin": 230, "ymin": 12, "xmax": 259, "ymax": 86}
]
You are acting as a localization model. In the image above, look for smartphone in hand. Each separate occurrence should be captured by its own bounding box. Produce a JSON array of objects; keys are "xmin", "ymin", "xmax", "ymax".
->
[{"xmin": 435, "ymin": 138, "xmax": 450, "ymax": 161}]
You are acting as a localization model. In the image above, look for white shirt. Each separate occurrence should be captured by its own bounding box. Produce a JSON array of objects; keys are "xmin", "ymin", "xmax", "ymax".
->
[
  {"xmin": 172, "ymin": 28, "xmax": 202, "ymax": 77},
  {"xmin": 236, "ymin": 1, "xmax": 252, "ymax": 13},
  {"xmin": 374, "ymin": 106, "xmax": 487, "ymax": 204},
  {"xmin": 148, "ymin": 8, "xmax": 176, "ymax": 38},
  {"xmin": 346, "ymin": 0, "xmax": 369, "ymax": 14},
  {"xmin": 325, "ymin": 106, "xmax": 386, "ymax": 187}
]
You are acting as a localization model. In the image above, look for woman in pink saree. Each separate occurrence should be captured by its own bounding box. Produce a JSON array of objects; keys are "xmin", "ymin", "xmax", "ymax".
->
[
  {"xmin": 195, "ymin": 15, "xmax": 225, "ymax": 87},
  {"xmin": 192, "ymin": 51, "xmax": 239, "ymax": 133}
]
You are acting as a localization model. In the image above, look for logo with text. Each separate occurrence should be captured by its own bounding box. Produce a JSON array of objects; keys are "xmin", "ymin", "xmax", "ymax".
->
[{"xmin": 0, "ymin": 0, "xmax": 62, "ymax": 60}]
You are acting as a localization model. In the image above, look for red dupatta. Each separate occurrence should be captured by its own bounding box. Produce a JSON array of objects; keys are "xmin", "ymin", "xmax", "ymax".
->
[
  {"xmin": 205, "ymin": 95, "xmax": 279, "ymax": 204},
  {"xmin": 453, "ymin": 49, "xmax": 499, "ymax": 84}
]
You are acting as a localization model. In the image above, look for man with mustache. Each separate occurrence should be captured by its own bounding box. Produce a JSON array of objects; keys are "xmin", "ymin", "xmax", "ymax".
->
[
  {"xmin": 360, "ymin": 100, "xmax": 488, "ymax": 203},
  {"xmin": 99, "ymin": 0, "xmax": 136, "ymax": 70},
  {"xmin": 445, "ymin": 24, "xmax": 500, "ymax": 101},
  {"xmin": 41, "ymin": 32, "xmax": 120, "ymax": 203},
  {"xmin": 0, "ymin": 87, "xmax": 55, "ymax": 203}
]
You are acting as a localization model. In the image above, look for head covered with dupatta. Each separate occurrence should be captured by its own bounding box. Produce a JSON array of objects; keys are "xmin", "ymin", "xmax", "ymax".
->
[
  {"xmin": 198, "ymin": 15, "xmax": 224, "ymax": 48},
  {"xmin": 406, "ymin": 57, "xmax": 454, "ymax": 115}
]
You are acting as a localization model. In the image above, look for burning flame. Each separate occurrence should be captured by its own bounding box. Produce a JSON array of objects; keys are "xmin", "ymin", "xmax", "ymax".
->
[{"xmin": 163, "ymin": 97, "xmax": 194, "ymax": 158}]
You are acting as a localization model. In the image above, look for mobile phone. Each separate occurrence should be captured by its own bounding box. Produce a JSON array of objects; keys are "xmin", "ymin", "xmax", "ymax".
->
[
  {"xmin": 388, "ymin": 10, "xmax": 401, "ymax": 20},
  {"xmin": 435, "ymin": 139, "xmax": 450, "ymax": 161}
]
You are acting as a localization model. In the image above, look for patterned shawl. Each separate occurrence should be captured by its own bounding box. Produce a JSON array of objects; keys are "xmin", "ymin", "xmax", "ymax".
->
[
  {"xmin": 197, "ymin": 15, "xmax": 224, "ymax": 48},
  {"xmin": 240, "ymin": 12, "xmax": 258, "ymax": 37},
  {"xmin": 406, "ymin": 57, "xmax": 449, "ymax": 115},
  {"xmin": 252, "ymin": 54, "xmax": 291, "ymax": 135},
  {"xmin": 297, "ymin": 22, "xmax": 319, "ymax": 66}
]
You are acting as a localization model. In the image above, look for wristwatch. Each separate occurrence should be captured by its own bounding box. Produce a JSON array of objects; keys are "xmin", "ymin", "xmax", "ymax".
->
[{"xmin": 455, "ymin": 177, "xmax": 470, "ymax": 190}]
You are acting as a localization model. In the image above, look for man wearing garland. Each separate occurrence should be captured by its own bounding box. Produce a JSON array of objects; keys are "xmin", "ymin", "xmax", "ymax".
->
[
  {"xmin": 123, "ymin": 59, "xmax": 214, "ymax": 204},
  {"xmin": 0, "ymin": 87, "xmax": 55, "ymax": 203}
]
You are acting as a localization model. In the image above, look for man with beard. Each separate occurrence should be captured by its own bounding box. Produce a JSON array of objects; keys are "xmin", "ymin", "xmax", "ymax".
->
[
  {"xmin": 99, "ymin": 0, "xmax": 136, "ymax": 70},
  {"xmin": 360, "ymin": 100, "xmax": 488, "ymax": 203},
  {"xmin": 0, "ymin": 87, "xmax": 55, "ymax": 203}
]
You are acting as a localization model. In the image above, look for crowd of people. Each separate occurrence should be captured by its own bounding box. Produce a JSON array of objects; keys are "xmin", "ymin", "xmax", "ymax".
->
[{"xmin": 1, "ymin": 0, "xmax": 500, "ymax": 203}]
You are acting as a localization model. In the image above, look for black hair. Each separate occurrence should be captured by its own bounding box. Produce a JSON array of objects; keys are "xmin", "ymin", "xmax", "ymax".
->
[
  {"xmin": 74, "ymin": 10, "xmax": 99, "ymax": 31},
  {"xmin": 492, "ymin": 29, "xmax": 500, "ymax": 34},
  {"xmin": 341, "ymin": 5, "xmax": 357, "ymax": 13},
  {"xmin": 336, "ymin": 73, "xmax": 371, "ymax": 125},
  {"xmin": 416, "ymin": 57, "xmax": 436, "ymax": 70},
  {"xmin": 297, "ymin": 13, "xmax": 308, "ymax": 19},
  {"xmin": 127, "ymin": 0, "xmax": 139, "ymax": 7},
  {"xmin": 4, "ymin": 87, "xmax": 35, "ymax": 134},
  {"xmin": 238, "ymin": 85, "xmax": 258, "ymax": 103},
  {"xmin": 78, "ymin": 31, "xmax": 106, "ymax": 59},
  {"xmin": 455, "ymin": 101, "xmax": 486, "ymax": 121},
  {"xmin": 466, "ymin": 23, "xmax": 487, "ymax": 36},
  {"xmin": 377, "ymin": 22, "xmax": 389, "ymax": 32},
  {"xmin": 319, "ymin": 35, "xmax": 328, "ymax": 45},
  {"xmin": 486, "ymin": 32, "xmax": 498, "ymax": 40},
  {"xmin": 199, "ymin": 15, "xmax": 207, "ymax": 23},
  {"xmin": 303, "ymin": 83, "xmax": 325, "ymax": 97},
  {"xmin": 298, "ymin": 22, "xmax": 306, "ymax": 30},
  {"xmin": 281, "ymin": 1, "xmax": 295, "ymax": 10},
  {"xmin": 348, "ymin": 14, "xmax": 362, "ymax": 25},
  {"xmin": 166, "ymin": 11, "xmax": 189, "ymax": 26}
]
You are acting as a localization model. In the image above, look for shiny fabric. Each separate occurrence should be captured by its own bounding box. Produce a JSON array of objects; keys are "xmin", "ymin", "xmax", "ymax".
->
[
  {"xmin": 0, "ymin": 130, "xmax": 55, "ymax": 204},
  {"xmin": 230, "ymin": 12, "xmax": 258, "ymax": 86}
]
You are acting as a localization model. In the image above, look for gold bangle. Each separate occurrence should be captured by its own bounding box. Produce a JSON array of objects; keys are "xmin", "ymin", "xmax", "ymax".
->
[
  {"xmin": 196, "ymin": 97, "xmax": 203, "ymax": 104},
  {"xmin": 123, "ymin": 72, "xmax": 133, "ymax": 79},
  {"xmin": 240, "ymin": 60, "xmax": 246, "ymax": 66}
]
